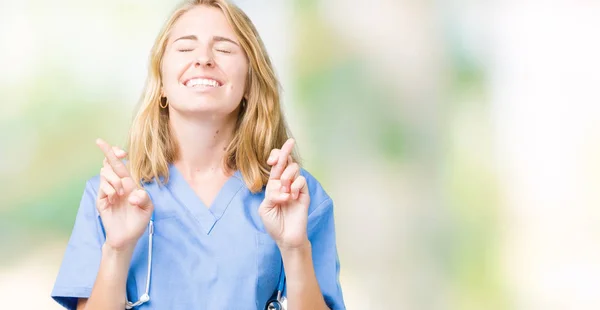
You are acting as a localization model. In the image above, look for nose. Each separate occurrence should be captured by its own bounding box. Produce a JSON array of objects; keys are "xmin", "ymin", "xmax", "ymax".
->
[{"xmin": 194, "ymin": 52, "xmax": 215, "ymax": 68}]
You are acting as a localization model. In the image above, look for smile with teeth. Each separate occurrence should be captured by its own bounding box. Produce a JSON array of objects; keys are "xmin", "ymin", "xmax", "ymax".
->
[{"xmin": 184, "ymin": 78, "xmax": 222, "ymax": 88}]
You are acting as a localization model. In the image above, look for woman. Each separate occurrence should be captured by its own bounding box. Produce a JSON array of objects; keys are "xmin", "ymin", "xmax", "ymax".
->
[{"xmin": 50, "ymin": 0, "xmax": 345, "ymax": 309}]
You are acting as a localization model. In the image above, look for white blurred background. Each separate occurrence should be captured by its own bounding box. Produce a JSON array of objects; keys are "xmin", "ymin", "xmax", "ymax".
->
[{"xmin": 1, "ymin": 0, "xmax": 600, "ymax": 309}]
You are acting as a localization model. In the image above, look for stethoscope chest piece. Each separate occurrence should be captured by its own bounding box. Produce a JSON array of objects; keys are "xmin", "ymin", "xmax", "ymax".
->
[{"xmin": 265, "ymin": 296, "xmax": 287, "ymax": 310}]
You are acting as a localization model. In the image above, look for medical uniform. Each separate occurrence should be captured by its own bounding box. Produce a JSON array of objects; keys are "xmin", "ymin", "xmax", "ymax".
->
[{"xmin": 51, "ymin": 165, "xmax": 345, "ymax": 309}]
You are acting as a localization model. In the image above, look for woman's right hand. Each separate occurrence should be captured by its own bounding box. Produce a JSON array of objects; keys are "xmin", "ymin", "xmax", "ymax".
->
[{"xmin": 95, "ymin": 138, "xmax": 154, "ymax": 252}]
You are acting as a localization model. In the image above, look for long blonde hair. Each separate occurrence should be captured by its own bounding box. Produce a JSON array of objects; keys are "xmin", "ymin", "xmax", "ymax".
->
[{"xmin": 127, "ymin": 0, "xmax": 296, "ymax": 193}]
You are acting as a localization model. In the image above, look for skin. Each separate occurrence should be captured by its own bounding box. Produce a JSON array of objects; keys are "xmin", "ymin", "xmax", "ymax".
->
[{"xmin": 77, "ymin": 5, "xmax": 329, "ymax": 310}]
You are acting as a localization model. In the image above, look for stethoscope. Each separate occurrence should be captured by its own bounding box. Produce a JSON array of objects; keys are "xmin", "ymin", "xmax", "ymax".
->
[
  {"xmin": 125, "ymin": 213, "xmax": 154, "ymax": 309},
  {"xmin": 264, "ymin": 263, "xmax": 287, "ymax": 310},
  {"xmin": 124, "ymin": 213, "xmax": 287, "ymax": 309}
]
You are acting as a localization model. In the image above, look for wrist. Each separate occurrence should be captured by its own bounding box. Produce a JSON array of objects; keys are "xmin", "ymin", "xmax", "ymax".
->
[
  {"xmin": 102, "ymin": 242, "xmax": 135, "ymax": 261},
  {"xmin": 279, "ymin": 240, "xmax": 311, "ymax": 259}
]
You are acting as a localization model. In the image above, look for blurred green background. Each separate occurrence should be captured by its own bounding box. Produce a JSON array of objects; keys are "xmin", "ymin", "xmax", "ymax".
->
[{"xmin": 2, "ymin": 0, "xmax": 600, "ymax": 309}]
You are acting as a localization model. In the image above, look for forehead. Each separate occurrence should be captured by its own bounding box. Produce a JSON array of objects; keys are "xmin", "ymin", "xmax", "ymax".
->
[{"xmin": 168, "ymin": 5, "xmax": 236, "ymax": 43}]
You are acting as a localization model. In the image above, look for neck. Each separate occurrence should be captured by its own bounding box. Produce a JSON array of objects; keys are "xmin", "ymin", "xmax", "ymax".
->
[{"xmin": 169, "ymin": 111, "xmax": 238, "ymax": 178}]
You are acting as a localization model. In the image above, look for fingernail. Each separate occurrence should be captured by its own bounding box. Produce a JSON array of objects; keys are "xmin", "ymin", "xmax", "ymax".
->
[
  {"xmin": 280, "ymin": 192, "xmax": 289, "ymax": 199},
  {"xmin": 119, "ymin": 189, "xmax": 124, "ymax": 196}
]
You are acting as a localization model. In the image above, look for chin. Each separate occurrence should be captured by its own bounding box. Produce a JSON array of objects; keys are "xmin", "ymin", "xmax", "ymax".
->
[{"xmin": 177, "ymin": 100, "xmax": 239, "ymax": 117}]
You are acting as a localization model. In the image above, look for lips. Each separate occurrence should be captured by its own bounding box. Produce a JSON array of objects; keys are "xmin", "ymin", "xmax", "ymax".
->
[{"xmin": 182, "ymin": 76, "xmax": 223, "ymax": 88}]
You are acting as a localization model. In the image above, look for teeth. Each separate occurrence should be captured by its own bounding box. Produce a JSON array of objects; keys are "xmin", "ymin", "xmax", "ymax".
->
[{"xmin": 185, "ymin": 78, "xmax": 220, "ymax": 87}]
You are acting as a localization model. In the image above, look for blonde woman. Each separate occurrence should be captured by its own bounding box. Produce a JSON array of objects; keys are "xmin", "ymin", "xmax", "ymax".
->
[{"xmin": 51, "ymin": 0, "xmax": 344, "ymax": 309}]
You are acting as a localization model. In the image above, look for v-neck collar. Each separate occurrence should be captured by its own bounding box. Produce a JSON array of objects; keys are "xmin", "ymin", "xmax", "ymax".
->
[{"xmin": 166, "ymin": 164, "xmax": 244, "ymax": 235}]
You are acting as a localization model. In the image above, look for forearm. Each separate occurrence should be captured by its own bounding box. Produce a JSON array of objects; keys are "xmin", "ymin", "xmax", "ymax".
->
[
  {"xmin": 280, "ymin": 241, "xmax": 329, "ymax": 310},
  {"xmin": 84, "ymin": 243, "xmax": 133, "ymax": 310}
]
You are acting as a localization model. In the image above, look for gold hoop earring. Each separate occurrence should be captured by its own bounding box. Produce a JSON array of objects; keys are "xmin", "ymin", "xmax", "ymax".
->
[{"xmin": 160, "ymin": 97, "xmax": 168, "ymax": 109}]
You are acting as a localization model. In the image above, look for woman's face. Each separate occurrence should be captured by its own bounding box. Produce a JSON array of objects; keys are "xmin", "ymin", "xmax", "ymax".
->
[{"xmin": 161, "ymin": 5, "xmax": 249, "ymax": 117}]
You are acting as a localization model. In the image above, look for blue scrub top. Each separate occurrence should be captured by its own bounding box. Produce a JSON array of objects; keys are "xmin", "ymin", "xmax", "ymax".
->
[{"xmin": 51, "ymin": 165, "xmax": 345, "ymax": 309}]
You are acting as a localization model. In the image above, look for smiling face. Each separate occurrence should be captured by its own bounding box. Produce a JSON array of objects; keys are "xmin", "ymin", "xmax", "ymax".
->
[
  {"xmin": 128, "ymin": 0, "xmax": 294, "ymax": 192},
  {"xmin": 160, "ymin": 5, "xmax": 249, "ymax": 117}
]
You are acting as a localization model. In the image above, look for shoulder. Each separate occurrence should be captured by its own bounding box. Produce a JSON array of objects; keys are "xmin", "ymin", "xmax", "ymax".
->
[
  {"xmin": 299, "ymin": 168, "xmax": 334, "ymax": 218},
  {"xmin": 85, "ymin": 175, "xmax": 101, "ymax": 193},
  {"xmin": 76, "ymin": 175, "xmax": 101, "ymax": 217}
]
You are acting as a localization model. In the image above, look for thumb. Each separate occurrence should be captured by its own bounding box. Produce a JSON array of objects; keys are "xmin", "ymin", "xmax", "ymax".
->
[{"xmin": 128, "ymin": 189, "xmax": 152, "ymax": 210}]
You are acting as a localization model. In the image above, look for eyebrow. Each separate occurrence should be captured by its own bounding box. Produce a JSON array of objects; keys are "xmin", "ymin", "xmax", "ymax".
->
[{"xmin": 172, "ymin": 35, "xmax": 239, "ymax": 46}]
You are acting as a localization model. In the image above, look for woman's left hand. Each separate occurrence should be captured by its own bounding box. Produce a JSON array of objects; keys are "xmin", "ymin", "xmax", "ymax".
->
[{"xmin": 259, "ymin": 138, "xmax": 311, "ymax": 251}]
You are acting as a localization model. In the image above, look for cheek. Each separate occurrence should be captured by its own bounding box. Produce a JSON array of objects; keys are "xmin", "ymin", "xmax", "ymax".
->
[
  {"xmin": 161, "ymin": 54, "xmax": 187, "ymax": 87},
  {"xmin": 225, "ymin": 63, "xmax": 249, "ymax": 94}
]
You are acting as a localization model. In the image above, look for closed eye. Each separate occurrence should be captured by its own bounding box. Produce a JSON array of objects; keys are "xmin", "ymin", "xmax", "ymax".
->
[
  {"xmin": 178, "ymin": 48, "xmax": 194, "ymax": 52},
  {"xmin": 216, "ymin": 49, "xmax": 231, "ymax": 54}
]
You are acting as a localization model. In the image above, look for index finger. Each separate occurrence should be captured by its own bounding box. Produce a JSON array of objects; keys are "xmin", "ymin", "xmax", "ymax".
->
[
  {"xmin": 269, "ymin": 138, "xmax": 295, "ymax": 180},
  {"xmin": 96, "ymin": 138, "xmax": 130, "ymax": 178}
]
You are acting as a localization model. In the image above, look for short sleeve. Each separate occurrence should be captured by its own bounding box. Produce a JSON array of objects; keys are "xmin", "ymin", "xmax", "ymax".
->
[
  {"xmin": 51, "ymin": 177, "xmax": 105, "ymax": 309},
  {"xmin": 299, "ymin": 170, "xmax": 346, "ymax": 309},
  {"xmin": 307, "ymin": 198, "xmax": 346, "ymax": 309}
]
